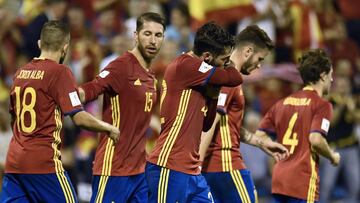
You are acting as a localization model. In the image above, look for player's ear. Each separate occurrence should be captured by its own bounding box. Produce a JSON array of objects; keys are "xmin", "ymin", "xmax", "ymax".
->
[
  {"xmin": 202, "ymin": 52, "xmax": 213, "ymax": 64},
  {"xmin": 37, "ymin": 40, "xmax": 41, "ymax": 49},
  {"xmin": 63, "ymin": 43, "xmax": 69, "ymax": 51},
  {"xmin": 134, "ymin": 31, "xmax": 138, "ymax": 44},
  {"xmin": 244, "ymin": 46, "xmax": 253, "ymax": 59}
]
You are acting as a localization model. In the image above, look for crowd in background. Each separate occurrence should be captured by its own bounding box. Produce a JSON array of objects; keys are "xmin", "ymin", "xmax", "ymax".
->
[{"xmin": 0, "ymin": 0, "xmax": 359, "ymax": 202}]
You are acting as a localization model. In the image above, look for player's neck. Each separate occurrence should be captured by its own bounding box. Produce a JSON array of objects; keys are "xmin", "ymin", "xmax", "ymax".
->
[
  {"xmin": 130, "ymin": 48, "xmax": 151, "ymax": 71},
  {"xmin": 37, "ymin": 51, "xmax": 61, "ymax": 63},
  {"xmin": 308, "ymin": 84, "xmax": 324, "ymax": 97}
]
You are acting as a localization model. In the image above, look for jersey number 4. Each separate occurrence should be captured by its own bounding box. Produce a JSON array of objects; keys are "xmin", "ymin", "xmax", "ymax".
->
[
  {"xmin": 282, "ymin": 112, "xmax": 299, "ymax": 154},
  {"xmin": 14, "ymin": 86, "xmax": 37, "ymax": 133}
]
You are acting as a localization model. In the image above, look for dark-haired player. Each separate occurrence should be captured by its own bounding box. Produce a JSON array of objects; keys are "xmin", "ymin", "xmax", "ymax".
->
[
  {"xmin": 78, "ymin": 12, "xmax": 165, "ymax": 203},
  {"xmin": 256, "ymin": 49, "xmax": 340, "ymax": 203},
  {"xmin": 146, "ymin": 22, "xmax": 244, "ymax": 203}
]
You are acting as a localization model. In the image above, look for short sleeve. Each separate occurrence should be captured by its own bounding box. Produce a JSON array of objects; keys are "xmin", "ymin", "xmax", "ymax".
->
[
  {"xmin": 50, "ymin": 67, "xmax": 83, "ymax": 116},
  {"xmin": 178, "ymin": 56, "xmax": 217, "ymax": 87},
  {"xmin": 81, "ymin": 60, "xmax": 127, "ymax": 102},
  {"xmin": 310, "ymin": 101, "xmax": 333, "ymax": 136}
]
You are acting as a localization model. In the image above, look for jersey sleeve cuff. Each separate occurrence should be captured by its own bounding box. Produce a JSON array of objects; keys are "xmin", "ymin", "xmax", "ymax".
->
[
  {"xmin": 64, "ymin": 108, "xmax": 84, "ymax": 117},
  {"xmin": 202, "ymin": 66, "xmax": 217, "ymax": 86},
  {"xmin": 310, "ymin": 130, "xmax": 327, "ymax": 137}
]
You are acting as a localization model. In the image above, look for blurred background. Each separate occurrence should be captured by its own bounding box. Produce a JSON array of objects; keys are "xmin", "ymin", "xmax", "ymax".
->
[{"xmin": 0, "ymin": 0, "xmax": 359, "ymax": 202}]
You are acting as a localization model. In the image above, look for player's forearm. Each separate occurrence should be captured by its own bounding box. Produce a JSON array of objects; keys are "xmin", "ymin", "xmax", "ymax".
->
[
  {"xmin": 199, "ymin": 114, "xmax": 220, "ymax": 161},
  {"xmin": 240, "ymin": 128, "xmax": 271, "ymax": 148},
  {"xmin": 309, "ymin": 133, "xmax": 335, "ymax": 162},
  {"xmin": 72, "ymin": 111, "xmax": 112, "ymax": 133},
  {"xmin": 208, "ymin": 67, "xmax": 243, "ymax": 87}
]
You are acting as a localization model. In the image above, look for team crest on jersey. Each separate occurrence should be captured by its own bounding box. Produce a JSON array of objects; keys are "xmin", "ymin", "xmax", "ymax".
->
[
  {"xmin": 321, "ymin": 118, "xmax": 330, "ymax": 132},
  {"xmin": 134, "ymin": 78, "xmax": 142, "ymax": 86},
  {"xmin": 198, "ymin": 61, "xmax": 214, "ymax": 73},
  {"xmin": 99, "ymin": 70, "xmax": 110, "ymax": 78}
]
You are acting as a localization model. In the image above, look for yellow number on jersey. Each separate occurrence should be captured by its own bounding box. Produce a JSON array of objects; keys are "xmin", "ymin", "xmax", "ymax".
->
[
  {"xmin": 282, "ymin": 112, "xmax": 299, "ymax": 154},
  {"xmin": 144, "ymin": 92, "xmax": 153, "ymax": 112},
  {"xmin": 15, "ymin": 86, "xmax": 37, "ymax": 133}
]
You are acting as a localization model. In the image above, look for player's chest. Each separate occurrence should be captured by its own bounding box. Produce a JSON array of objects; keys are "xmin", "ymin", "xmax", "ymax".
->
[{"xmin": 121, "ymin": 74, "xmax": 157, "ymax": 105}]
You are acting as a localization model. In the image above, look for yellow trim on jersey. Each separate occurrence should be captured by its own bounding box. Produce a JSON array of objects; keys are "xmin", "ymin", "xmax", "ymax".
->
[
  {"xmin": 160, "ymin": 80, "xmax": 167, "ymax": 111},
  {"xmin": 220, "ymin": 115, "xmax": 233, "ymax": 171},
  {"xmin": 230, "ymin": 170, "xmax": 251, "ymax": 203},
  {"xmin": 158, "ymin": 167, "xmax": 170, "ymax": 203},
  {"xmin": 303, "ymin": 86, "xmax": 314, "ymax": 91},
  {"xmin": 52, "ymin": 108, "xmax": 75, "ymax": 203},
  {"xmin": 95, "ymin": 95, "xmax": 120, "ymax": 203},
  {"xmin": 157, "ymin": 90, "xmax": 192, "ymax": 167},
  {"xmin": 307, "ymin": 154, "xmax": 317, "ymax": 203}
]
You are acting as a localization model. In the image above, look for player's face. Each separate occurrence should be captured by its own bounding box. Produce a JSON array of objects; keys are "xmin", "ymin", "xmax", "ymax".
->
[
  {"xmin": 135, "ymin": 21, "xmax": 164, "ymax": 62},
  {"xmin": 322, "ymin": 68, "xmax": 333, "ymax": 95},
  {"xmin": 240, "ymin": 48, "xmax": 269, "ymax": 75},
  {"xmin": 206, "ymin": 47, "xmax": 232, "ymax": 67}
]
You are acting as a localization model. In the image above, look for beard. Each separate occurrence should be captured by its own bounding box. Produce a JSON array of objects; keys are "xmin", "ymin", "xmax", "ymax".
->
[
  {"xmin": 137, "ymin": 40, "xmax": 159, "ymax": 64},
  {"xmin": 240, "ymin": 56, "xmax": 254, "ymax": 75}
]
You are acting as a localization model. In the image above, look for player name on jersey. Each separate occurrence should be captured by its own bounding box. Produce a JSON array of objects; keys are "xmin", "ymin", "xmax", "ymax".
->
[
  {"xmin": 17, "ymin": 70, "xmax": 45, "ymax": 80},
  {"xmin": 283, "ymin": 97, "xmax": 311, "ymax": 106}
]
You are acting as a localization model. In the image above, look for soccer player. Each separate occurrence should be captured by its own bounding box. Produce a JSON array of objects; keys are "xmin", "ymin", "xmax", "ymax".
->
[
  {"xmin": 256, "ymin": 49, "xmax": 340, "ymax": 203},
  {"xmin": 0, "ymin": 21, "xmax": 119, "ymax": 203},
  {"xmin": 200, "ymin": 25, "xmax": 289, "ymax": 203},
  {"xmin": 146, "ymin": 22, "xmax": 244, "ymax": 203},
  {"xmin": 77, "ymin": 12, "xmax": 165, "ymax": 203}
]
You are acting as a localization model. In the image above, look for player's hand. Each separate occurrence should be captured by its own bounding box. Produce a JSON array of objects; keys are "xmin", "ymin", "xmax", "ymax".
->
[
  {"xmin": 330, "ymin": 152, "xmax": 340, "ymax": 166},
  {"xmin": 262, "ymin": 140, "xmax": 290, "ymax": 162},
  {"xmin": 107, "ymin": 125, "xmax": 120, "ymax": 144}
]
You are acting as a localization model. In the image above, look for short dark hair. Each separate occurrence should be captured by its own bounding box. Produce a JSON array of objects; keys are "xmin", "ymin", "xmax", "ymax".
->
[
  {"xmin": 298, "ymin": 49, "xmax": 332, "ymax": 85},
  {"xmin": 40, "ymin": 20, "xmax": 70, "ymax": 51},
  {"xmin": 136, "ymin": 12, "xmax": 166, "ymax": 32},
  {"xmin": 235, "ymin": 25, "xmax": 274, "ymax": 51},
  {"xmin": 193, "ymin": 22, "xmax": 235, "ymax": 57}
]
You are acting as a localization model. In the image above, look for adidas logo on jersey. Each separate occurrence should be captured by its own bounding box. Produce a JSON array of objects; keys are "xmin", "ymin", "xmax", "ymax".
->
[{"xmin": 134, "ymin": 78, "xmax": 142, "ymax": 86}]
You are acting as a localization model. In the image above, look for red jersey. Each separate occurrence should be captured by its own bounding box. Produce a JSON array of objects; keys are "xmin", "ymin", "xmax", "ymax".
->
[
  {"xmin": 148, "ymin": 54, "xmax": 242, "ymax": 175},
  {"xmin": 6, "ymin": 59, "xmax": 83, "ymax": 174},
  {"xmin": 81, "ymin": 52, "xmax": 157, "ymax": 176},
  {"xmin": 202, "ymin": 85, "xmax": 246, "ymax": 172},
  {"xmin": 259, "ymin": 87, "xmax": 333, "ymax": 201}
]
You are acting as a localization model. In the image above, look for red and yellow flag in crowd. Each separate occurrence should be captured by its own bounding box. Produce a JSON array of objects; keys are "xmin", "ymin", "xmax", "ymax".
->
[
  {"xmin": 290, "ymin": 0, "xmax": 323, "ymax": 60},
  {"xmin": 188, "ymin": 0, "xmax": 256, "ymax": 28}
]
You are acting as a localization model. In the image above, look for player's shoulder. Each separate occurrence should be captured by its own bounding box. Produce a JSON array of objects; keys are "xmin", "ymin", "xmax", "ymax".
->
[{"xmin": 103, "ymin": 52, "xmax": 132, "ymax": 73}]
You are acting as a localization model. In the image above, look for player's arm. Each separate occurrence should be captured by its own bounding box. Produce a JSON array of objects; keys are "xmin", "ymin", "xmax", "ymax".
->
[
  {"xmin": 207, "ymin": 66, "xmax": 243, "ymax": 87},
  {"xmin": 71, "ymin": 111, "xmax": 120, "ymax": 143},
  {"xmin": 79, "ymin": 79, "xmax": 108, "ymax": 103},
  {"xmin": 199, "ymin": 113, "xmax": 221, "ymax": 162},
  {"xmin": 79, "ymin": 62, "xmax": 124, "ymax": 103},
  {"xmin": 309, "ymin": 132, "xmax": 340, "ymax": 166},
  {"xmin": 203, "ymin": 98, "xmax": 218, "ymax": 132},
  {"xmin": 242, "ymin": 128, "xmax": 289, "ymax": 162}
]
